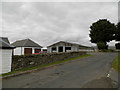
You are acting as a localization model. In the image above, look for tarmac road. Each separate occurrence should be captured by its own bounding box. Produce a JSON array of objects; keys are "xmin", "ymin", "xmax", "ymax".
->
[{"xmin": 2, "ymin": 53, "xmax": 118, "ymax": 88}]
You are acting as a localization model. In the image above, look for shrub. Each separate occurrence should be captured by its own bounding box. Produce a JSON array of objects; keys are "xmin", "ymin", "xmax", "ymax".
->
[{"xmin": 97, "ymin": 42, "xmax": 108, "ymax": 50}]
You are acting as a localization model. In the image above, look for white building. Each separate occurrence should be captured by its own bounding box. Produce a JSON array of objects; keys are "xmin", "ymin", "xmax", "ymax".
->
[
  {"xmin": 47, "ymin": 41, "xmax": 79, "ymax": 53},
  {"xmin": 47, "ymin": 41, "xmax": 93, "ymax": 53},
  {"xmin": 0, "ymin": 37, "xmax": 15, "ymax": 74},
  {"xmin": 79, "ymin": 45, "xmax": 95, "ymax": 52},
  {"xmin": 12, "ymin": 39, "xmax": 43, "ymax": 55}
]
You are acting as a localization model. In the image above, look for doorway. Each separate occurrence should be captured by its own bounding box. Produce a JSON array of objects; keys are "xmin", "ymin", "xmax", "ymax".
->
[
  {"xmin": 24, "ymin": 48, "xmax": 32, "ymax": 54},
  {"xmin": 58, "ymin": 46, "xmax": 63, "ymax": 52}
]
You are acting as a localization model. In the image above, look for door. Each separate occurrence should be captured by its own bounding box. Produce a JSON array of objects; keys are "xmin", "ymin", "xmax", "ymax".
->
[
  {"xmin": 24, "ymin": 48, "xmax": 32, "ymax": 54},
  {"xmin": 58, "ymin": 46, "xmax": 63, "ymax": 52}
]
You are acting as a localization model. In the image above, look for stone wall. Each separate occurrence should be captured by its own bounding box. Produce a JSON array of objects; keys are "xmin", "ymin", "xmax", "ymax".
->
[{"xmin": 12, "ymin": 51, "xmax": 86, "ymax": 71}]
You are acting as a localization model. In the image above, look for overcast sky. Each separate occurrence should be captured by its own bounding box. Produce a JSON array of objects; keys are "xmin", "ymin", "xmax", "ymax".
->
[{"xmin": 1, "ymin": 1, "xmax": 118, "ymax": 47}]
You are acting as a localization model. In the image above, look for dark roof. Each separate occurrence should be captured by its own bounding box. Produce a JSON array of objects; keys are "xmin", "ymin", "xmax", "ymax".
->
[
  {"xmin": 47, "ymin": 41, "xmax": 93, "ymax": 49},
  {"xmin": 0, "ymin": 37, "xmax": 10, "ymax": 44},
  {"xmin": 11, "ymin": 39, "xmax": 43, "ymax": 48},
  {"xmin": 0, "ymin": 37, "xmax": 15, "ymax": 49},
  {"xmin": 47, "ymin": 41, "xmax": 78, "ymax": 47}
]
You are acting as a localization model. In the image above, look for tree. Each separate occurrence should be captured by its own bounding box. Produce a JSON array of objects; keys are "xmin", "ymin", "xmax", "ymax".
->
[
  {"xmin": 115, "ymin": 22, "xmax": 120, "ymax": 49},
  {"xmin": 115, "ymin": 22, "xmax": 120, "ymax": 41},
  {"xmin": 97, "ymin": 42, "xmax": 108, "ymax": 50},
  {"xmin": 115, "ymin": 43, "xmax": 120, "ymax": 49},
  {"xmin": 89, "ymin": 19, "xmax": 116, "ymax": 49}
]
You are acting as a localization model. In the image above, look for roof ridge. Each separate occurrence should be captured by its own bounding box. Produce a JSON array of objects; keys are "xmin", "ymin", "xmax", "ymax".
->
[
  {"xmin": 23, "ymin": 39, "xmax": 29, "ymax": 46},
  {"xmin": 12, "ymin": 38, "xmax": 42, "ymax": 47}
]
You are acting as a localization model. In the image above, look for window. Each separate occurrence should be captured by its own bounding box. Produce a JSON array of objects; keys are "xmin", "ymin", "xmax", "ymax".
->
[
  {"xmin": 58, "ymin": 46, "xmax": 63, "ymax": 52},
  {"xmin": 65, "ymin": 47, "xmax": 71, "ymax": 52},
  {"xmin": 52, "ymin": 47, "xmax": 56, "ymax": 51},
  {"xmin": 35, "ymin": 49, "xmax": 41, "ymax": 53},
  {"xmin": 65, "ymin": 47, "xmax": 71, "ymax": 50}
]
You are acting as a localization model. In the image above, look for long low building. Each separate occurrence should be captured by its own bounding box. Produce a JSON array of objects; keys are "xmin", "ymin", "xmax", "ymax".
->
[{"xmin": 47, "ymin": 41, "xmax": 94, "ymax": 53}]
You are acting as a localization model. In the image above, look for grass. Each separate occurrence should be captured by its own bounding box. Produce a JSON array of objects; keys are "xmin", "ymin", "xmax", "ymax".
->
[
  {"xmin": 1, "ymin": 54, "xmax": 92, "ymax": 77},
  {"xmin": 112, "ymin": 53, "xmax": 120, "ymax": 72}
]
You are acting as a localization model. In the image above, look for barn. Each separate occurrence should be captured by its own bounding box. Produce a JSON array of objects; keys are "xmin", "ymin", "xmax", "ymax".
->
[
  {"xmin": 47, "ymin": 41, "xmax": 94, "ymax": 53},
  {"xmin": 12, "ymin": 39, "xmax": 43, "ymax": 55},
  {"xmin": 0, "ymin": 37, "xmax": 15, "ymax": 74}
]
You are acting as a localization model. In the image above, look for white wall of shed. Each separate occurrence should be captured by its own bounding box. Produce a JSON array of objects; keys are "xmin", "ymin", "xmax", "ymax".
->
[
  {"xmin": 79, "ymin": 49, "xmax": 94, "ymax": 52},
  {"xmin": 14, "ymin": 47, "xmax": 22, "ymax": 55},
  {"xmin": 22, "ymin": 47, "xmax": 42, "ymax": 54},
  {"xmin": 0, "ymin": 49, "xmax": 12, "ymax": 74},
  {"xmin": 47, "ymin": 45, "xmax": 79, "ymax": 53},
  {"xmin": 13, "ymin": 47, "xmax": 42, "ymax": 55}
]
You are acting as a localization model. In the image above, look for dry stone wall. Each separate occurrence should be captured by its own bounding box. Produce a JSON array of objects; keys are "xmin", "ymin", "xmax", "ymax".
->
[{"xmin": 12, "ymin": 51, "xmax": 86, "ymax": 71}]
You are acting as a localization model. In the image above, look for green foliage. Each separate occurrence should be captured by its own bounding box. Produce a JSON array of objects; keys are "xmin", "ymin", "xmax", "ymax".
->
[
  {"xmin": 97, "ymin": 42, "xmax": 108, "ymax": 50},
  {"xmin": 89, "ymin": 19, "xmax": 116, "ymax": 44},
  {"xmin": 115, "ymin": 22, "xmax": 120, "ymax": 41},
  {"xmin": 115, "ymin": 43, "xmax": 120, "ymax": 49}
]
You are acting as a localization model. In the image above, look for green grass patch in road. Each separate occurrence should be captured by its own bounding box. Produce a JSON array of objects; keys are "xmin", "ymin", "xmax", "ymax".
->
[
  {"xmin": 112, "ymin": 53, "xmax": 120, "ymax": 72},
  {"xmin": 1, "ymin": 54, "xmax": 92, "ymax": 77}
]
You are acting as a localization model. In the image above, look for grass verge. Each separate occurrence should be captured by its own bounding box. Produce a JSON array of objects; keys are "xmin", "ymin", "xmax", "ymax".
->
[
  {"xmin": 1, "ymin": 54, "xmax": 92, "ymax": 77},
  {"xmin": 112, "ymin": 53, "xmax": 120, "ymax": 72}
]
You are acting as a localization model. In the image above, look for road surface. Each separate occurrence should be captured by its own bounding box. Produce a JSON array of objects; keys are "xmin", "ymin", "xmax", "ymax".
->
[{"xmin": 2, "ymin": 53, "xmax": 118, "ymax": 88}]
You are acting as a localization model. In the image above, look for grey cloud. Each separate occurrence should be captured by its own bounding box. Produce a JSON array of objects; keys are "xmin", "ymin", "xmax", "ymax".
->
[{"xmin": 2, "ymin": 2, "xmax": 118, "ymax": 47}]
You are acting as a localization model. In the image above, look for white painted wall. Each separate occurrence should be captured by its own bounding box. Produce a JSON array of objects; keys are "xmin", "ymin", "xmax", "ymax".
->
[
  {"xmin": 79, "ymin": 49, "xmax": 94, "ymax": 52},
  {"xmin": 72, "ymin": 46, "xmax": 79, "ymax": 51},
  {"xmin": 13, "ymin": 47, "xmax": 41, "ymax": 55},
  {"xmin": 14, "ymin": 47, "xmax": 22, "ymax": 55},
  {"xmin": 47, "ymin": 45, "xmax": 79, "ymax": 53},
  {"xmin": 47, "ymin": 47, "xmax": 51, "ymax": 53},
  {"xmin": 0, "ymin": 49, "xmax": 12, "ymax": 74}
]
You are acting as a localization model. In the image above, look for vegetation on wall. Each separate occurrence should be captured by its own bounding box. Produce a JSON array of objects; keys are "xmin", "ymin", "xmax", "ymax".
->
[{"xmin": 12, "ymin": 51, "xmax": 86, "ymax": 71}]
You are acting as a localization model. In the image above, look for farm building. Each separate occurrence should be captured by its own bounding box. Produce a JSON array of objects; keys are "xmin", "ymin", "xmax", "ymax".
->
[
  {"xmin": 47, "ymin": 41, "xmax": 94, "ymax": 53},
  {"xmin": 12, "ymin": 39, "xmax": 43, "ymax": 55},
  {"xmin": 79, "ymin": 45, "xmax": 94, "ymax": 52},
  {"xmin": 0, "ymin": 37, "xmax": 15, "ymax": 74}
]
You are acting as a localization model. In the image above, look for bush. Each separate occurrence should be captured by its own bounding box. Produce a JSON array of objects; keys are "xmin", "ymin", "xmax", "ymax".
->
[
  {"xmin": 97, "ymin": 42, "xmax": 108, "ymax": 50},
  {"xmin": 115, "ymin": 43, "xmax": 120, "ymax": 49}
]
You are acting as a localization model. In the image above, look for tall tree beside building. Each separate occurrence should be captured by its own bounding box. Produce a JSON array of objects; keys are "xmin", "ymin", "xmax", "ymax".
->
[
  {"xmin": 115, "ymin": 22, "xmax": 120, "ymax": 49},
  {"xmin": 89, "ymin": 19, "xmax": 116, "ymax": 50}
]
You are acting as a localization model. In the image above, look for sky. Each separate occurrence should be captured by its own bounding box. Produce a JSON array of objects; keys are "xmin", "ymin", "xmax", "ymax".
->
[{"xmin": 1, "ymin": 0, "xmax": 119, "ymax": 47}]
